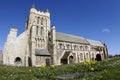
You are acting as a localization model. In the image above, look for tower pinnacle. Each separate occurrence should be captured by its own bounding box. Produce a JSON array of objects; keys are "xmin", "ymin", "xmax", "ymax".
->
[
  {"xmin": 46, "ymin": 9, "xmax": 49, "ymax": 13},
  {"xmin": 31, "ymin": 4, "xmax": 35, "ymax": 8}
]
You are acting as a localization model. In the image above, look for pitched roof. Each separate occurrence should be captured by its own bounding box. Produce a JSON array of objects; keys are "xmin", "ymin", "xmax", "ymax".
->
[
  {"xmin": 35, "ymin": 49, "xmax": 51, "ymax": 56},
  {"xmin": 56, "ymin": 32, "xmax": 89, "ymax": 44},
  {"xmin": 87, "ymin": 39, "xmax": 104, "ymax": 47},
  {"xmin": 61, "ymin": 51, "xmax": 70, "ymax": 59}
]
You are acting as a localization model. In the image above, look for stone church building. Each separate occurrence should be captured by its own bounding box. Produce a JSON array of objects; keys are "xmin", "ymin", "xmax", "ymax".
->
[{"xmin": 3, "ymin": 5, "xmax": 108, "ymax": 66}]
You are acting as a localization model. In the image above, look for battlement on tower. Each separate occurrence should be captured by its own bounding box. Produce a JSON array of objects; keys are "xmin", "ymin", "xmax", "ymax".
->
[{"xmin": 30, "ymin": 6, "xmax": 50, "ymax": 17}]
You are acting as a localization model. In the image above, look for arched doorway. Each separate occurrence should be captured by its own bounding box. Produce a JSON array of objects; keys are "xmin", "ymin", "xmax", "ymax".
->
[
  {"xmin": 46, "ymin": 58, "xmax": 51, "ymax": 66},
  {"xmin": 69, "ymin": 56, "xmax": 74, "ymax": 64},
  {"xmin": 28, "ymin": 57, "xmax": 32, "ymax": 66},
  {"xmin": 14, "ymin": 57, "xmax": 22, "ymax": 66},
  {"xmin": 96, "ymin": 54, "xmax": 102, "ymax": 61},
  {"xmin": 61, "ymin": 59, "xmax": 67, "ymax": 64}
]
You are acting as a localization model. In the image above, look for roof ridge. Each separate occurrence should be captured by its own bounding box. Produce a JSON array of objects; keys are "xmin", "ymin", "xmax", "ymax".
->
[
  {"xmin": 56, "ymin": 32, "xmax": 89, "ymax": 44},
  {"xmin": 56, "ymin": 32, "xmax": 85, "ymax": 39}
]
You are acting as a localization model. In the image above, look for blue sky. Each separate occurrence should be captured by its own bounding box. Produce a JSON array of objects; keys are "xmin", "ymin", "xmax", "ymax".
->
[{"xmin": 0, "ymin": 0, "xmax": 120, "ymax": 55}]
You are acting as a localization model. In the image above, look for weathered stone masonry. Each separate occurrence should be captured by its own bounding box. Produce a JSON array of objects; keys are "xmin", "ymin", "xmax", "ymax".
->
[{"xmin": 3, "ymin": 5, "xmax": 108, "ymax": 66}]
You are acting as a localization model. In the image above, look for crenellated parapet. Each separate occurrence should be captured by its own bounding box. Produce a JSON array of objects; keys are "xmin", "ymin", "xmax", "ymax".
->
[
  {"xmin": 26, "ymin": 4, "xmax": 50, "ymax": 31},
  {"xmin": 30, "ymin": 7, "xmax": 50, "ymax": 17}
]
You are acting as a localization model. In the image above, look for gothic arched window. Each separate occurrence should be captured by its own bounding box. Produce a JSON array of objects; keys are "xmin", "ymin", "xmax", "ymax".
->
[
  {"xmin": 66, "ymin": 44, "xmax": 70, "ymax": 49},
  {"xmin": 40, "ymin": 27, "xmax": 44, "ymax": 36},
  {"xmin": 37, "ymin": 17, "xmax": 40, "ymax": 24},
  {"xmin": 59, "ymin": 43, "xmax": 62, "ymax": 49},
  {"xmin": 80, "ymin": 46, "xmax": 83, "ymax": 50},
  {"xmin": 41, "ymin": 18, "xmax": 44, "ymax": 25},
  {"xmin": 74, "ymin": 45, "xmax": 77, "ymax": 50},
  {"xmin": 80, "ymin": 53, "xmax": 83, "ymax": 61},
  {"xmin": 85, "ymin": 46, "xmax": 88, "ymax": 50},
  {"xmin": 36, "ymin": 26, "xmax": 39, "ymax": 35}
]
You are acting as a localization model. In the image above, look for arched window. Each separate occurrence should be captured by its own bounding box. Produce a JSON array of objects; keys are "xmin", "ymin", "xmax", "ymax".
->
[
  {"xmin": 40, "ymin": 27, "xmax": 44, "ymax": 36},
  {"xmin": 59, "ymin": 43, "xmax": 62, "ymax": 49},
  {"xmin": 85, "ymin": 46, "xmax": 88, "ymax": 50},
  {"xmin": 30, "ymin": 28, "xmax": 32, "ymax": 38},
  {"xmin": 36, "ymin": 26, "xmax": 39, "ymax": 35},
  {"xmin": 41, "ymin": 18, "xmax": 44, "ymax": 25},
  {"xmin": 74, "ymin": 45, "xmax": 77, "ymax": 50},
  {"xmin": 80, "ymin": 46, "xmax": 83, "ymax": 50},
  {"xmin": 37, "ymin": 17, "xmax": 40, "ymax": 24},
  {"xmin": 80, "ymin": 53, "xmax": 83, "ymax": 61},
  {"xmin": 66, "ymin": 44, "xmax": 70, "ymax": 49}
]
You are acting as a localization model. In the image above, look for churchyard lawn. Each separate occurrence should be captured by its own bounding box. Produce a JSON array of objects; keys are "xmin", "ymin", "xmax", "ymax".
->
[{"xmin": 0, "ymin": 57, "xmax": 120, "ymax": 80}]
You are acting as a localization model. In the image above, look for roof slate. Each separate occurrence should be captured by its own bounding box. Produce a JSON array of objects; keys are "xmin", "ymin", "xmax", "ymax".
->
[
  {"xmin": 61, "ymin": 51, "xmax": 70, "ymax": 59},
  {"xmin": 35, "ymin": 49, "xmax": 51, "ymax": 56},
  {"xmin": 56, "ymin": 32, "xmax": 89, "ymax": 44},
  {"xmin": 87, "ymin": 39, "xmax": 104, "ymax": 47}
]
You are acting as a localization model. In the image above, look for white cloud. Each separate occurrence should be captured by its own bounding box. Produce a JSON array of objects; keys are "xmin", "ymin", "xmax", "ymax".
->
[{"xmin": 102, "ymin": 28, "xmax": 111, "ymax": 33}]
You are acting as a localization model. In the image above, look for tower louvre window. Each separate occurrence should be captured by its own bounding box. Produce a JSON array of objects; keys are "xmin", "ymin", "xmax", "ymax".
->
[
  {"xmin": 36, "ymin": 26, "xmax": 39, "ymax": 35},
  {"xmin": 41, "ymin": 18, "xmax": 43, "ymax": 25},
  {"xmin": 37, "ymin": 17, "xmax": 40, "ymax": 24}
]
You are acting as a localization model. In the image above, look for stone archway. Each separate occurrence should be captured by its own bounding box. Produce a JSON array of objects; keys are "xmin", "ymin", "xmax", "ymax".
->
[
  {"xmin": 61, "ymin": 59, "xmax": 67, "ymax": 64},
  {"xmin": 14, "ymin": 57, "xmax": 22, "ymax": 66},
  {"xmin": 96, "ymin": 54, "xmax": 102, "ymax": 61},
  {"xmin": 61, "ymin": 51, "xmax": 75, "ymax": 64},
  {"xmin": 69, "ymin": 56, "xmax": 74, "ymax": 64}
]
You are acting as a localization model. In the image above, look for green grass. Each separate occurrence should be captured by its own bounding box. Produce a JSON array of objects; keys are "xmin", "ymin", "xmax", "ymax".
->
[{"xmin": 0, "ymin": 57, "xmax": 120, "ymax": 80}]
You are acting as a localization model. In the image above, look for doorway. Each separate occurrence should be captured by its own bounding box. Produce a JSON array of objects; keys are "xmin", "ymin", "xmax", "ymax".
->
[
  {"xmin": 69, "ymin": 56, "xmax": 74, "ymax": 64},
  {"xmin": 96, "ymin": 54, "xmax": 102, "ymax": 61},
  {"xmin": 14, "ymin": 57, "xmax": 22, "ymax": 66}
]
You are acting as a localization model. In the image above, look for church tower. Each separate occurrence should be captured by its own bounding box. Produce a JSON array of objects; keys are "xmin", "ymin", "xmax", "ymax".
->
[{"xmin": 26, "ymin": 5, "xmax": 51, "ymax": 66}]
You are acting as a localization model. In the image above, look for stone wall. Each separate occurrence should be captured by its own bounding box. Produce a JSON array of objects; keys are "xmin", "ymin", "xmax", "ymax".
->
[
  {"xmin": 3, "ymin": 5, "xmax": 108, "ymax": 67},
  {"xmin": 55, "ymin": 40, "xmax": 105, "ymax": 65}
]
